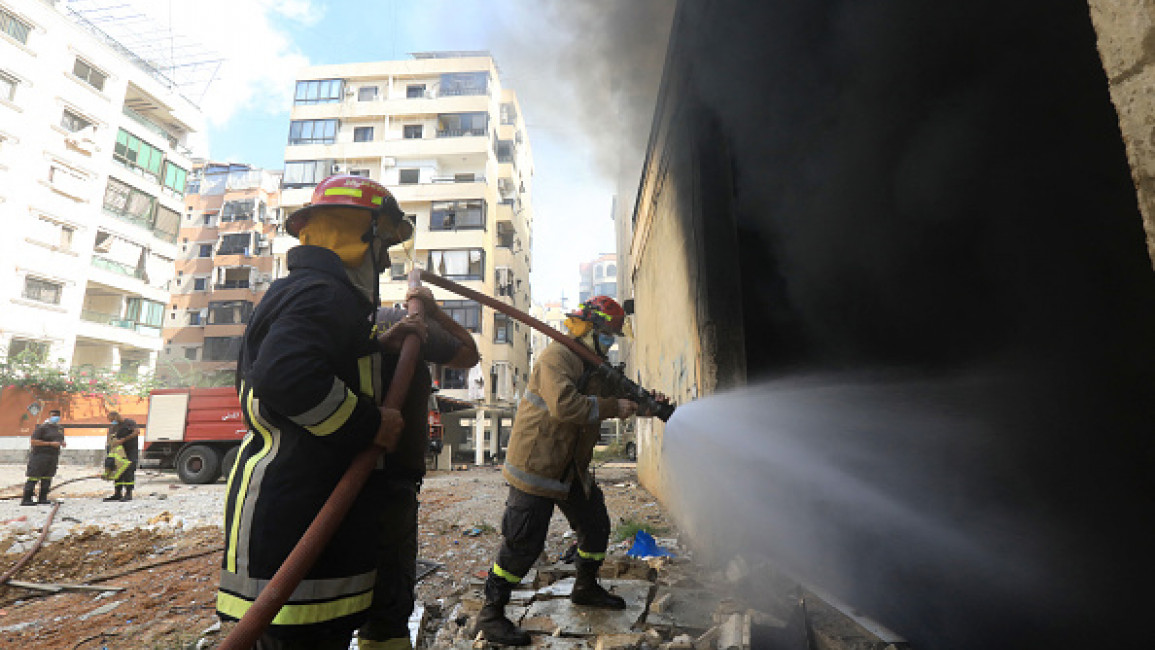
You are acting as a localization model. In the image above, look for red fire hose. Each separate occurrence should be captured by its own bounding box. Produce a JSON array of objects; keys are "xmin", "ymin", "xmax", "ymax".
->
[{"xmin": 219, "ymin": 269, "xmax": 426, "ymax": 649}]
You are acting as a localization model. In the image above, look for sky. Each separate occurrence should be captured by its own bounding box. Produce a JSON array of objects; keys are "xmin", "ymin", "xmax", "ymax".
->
[{"xmin": 105, "ymin": 0, "xmax": 672, "ymax": 306}]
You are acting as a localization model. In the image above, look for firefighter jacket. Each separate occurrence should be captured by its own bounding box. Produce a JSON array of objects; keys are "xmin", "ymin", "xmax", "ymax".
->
[
  {"xmin": 217, "ymin": 245, "xmax": 386, "ymax": 637},
  {"xmin": 502, "ymin": 338, "xmax": 621, "ymax": 500}
]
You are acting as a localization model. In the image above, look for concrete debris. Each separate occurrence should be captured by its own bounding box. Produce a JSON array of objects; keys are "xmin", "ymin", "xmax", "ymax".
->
[
  {"xmin": 667, "ymin": 634, "xmax": 695, "ymax": 649},
  {"xmin": 200, "ymin": 618, "xmax": 222, "ymax": 635},
  {"xmin": 643, "ymin": 628, "xmax": 665, "ymax": 646},
  {"xmin": 521, "ymin": 614, "xmax": 562, "ymax": 635},
  {"xmin": 647, "ymin": 589, "xmax": 721, "ymax": 631},
  {"xmin": 78, "ymin": 599, "xmax": 125, "ymax": 621},
  {"xmin": 596, "ymin": 632, "xmax": 644, "ymax": 650},
  {"xmin": 694, "ymin": 625, "xmax": 720, "ymax": 650},
  {"xmin": 537, "ymin": 576, "xmax": 575, "ymax": 598},
  {"xmin": 723, "ymin": 556, "xmax": 749, "ymax": 584},
  {"xmin": 523, "ymin": 580, "xmax": 652, "ymax": 636},
  {"xmin": 716, "ymin": 613, "xmax": 750, "ymax": 650}
]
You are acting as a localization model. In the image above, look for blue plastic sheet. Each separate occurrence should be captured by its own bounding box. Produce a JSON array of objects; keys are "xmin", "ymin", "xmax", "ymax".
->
[{"xmin": 626, "ymin": 529, "xmax": 675, "ymax": 558}]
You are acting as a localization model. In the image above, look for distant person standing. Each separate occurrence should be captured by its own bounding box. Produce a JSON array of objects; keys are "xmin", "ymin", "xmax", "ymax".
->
[
  {"xmin": 103, "ymin": 411, "xmax": 139, "ymax": 502},
  {"xmin": 21, "ymin": 409, "xmax": 65, "ymax": 506}
]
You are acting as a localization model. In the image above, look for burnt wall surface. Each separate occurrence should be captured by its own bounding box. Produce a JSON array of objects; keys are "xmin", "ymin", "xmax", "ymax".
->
[{"xmin": 639, "ymin": 0, "xmax": 1155, "ymax": 648}]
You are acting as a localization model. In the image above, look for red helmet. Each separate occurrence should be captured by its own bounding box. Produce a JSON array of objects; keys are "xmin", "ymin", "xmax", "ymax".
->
[
  {"xmin": 285, "ymin": 175, "xmax": 412, "ymax": 241},
  {"xmin": 570, "ymin": 296, "xmax": 626, "ymax": 334}
]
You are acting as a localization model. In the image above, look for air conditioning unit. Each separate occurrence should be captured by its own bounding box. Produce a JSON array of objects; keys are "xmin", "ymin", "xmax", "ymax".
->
[
  {"xmin": 344, "ymin": 87, "xmax": 355, "ymax": 97},
  {"xmin": 381, "ymin": 158, "xmax": 396, "ymax": 168}
]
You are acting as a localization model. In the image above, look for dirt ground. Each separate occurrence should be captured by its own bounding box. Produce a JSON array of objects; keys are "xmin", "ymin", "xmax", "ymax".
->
[{"xmin": 0, "ymin": 461, "xmax": 673, "ymax": 649}]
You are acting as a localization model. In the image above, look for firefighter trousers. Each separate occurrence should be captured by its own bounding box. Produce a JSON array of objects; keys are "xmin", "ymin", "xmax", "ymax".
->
[
  {"xmin": 358, "ymin": 478, "xmax": 419, "ymax": 643},
  {"xmin": 487, "ymin": 481, "xmax": 610, "ymax": 601}
]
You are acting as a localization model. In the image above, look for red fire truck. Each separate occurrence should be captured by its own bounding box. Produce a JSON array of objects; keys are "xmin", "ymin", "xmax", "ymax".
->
[
  {"xmin": 145, "ymin": 386, "xmax": 447, "ymax": 483},
  {"xmin": 142, "ymin": 387, "xmax": 247, "ymax": 484}
]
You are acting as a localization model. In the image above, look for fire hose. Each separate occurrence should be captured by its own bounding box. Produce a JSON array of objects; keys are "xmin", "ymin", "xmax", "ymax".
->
[{"xmin": 221, "ymin": 269, "xmax": 673, "ymax": 647}]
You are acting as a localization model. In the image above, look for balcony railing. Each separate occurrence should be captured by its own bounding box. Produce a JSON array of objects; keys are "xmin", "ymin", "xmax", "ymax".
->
[
  {"xmin": 91, "ymin": 256, "xmax": 144, "ymax": 279},
  {"xmin": 122, "ymin": 106, "xmax": 178, "ymax": 150},
  {"xmin": 437, "ymin": 128, "xmax": 487, "ymax": 138},
  {"xmin": 81, "ymin": 309, "xmax": 136, "ymax": 330},
  {"xmin": 440, "ymin": 87, "xmax": 488, "ymax": 97},
  {"xmin": 214, "ymin": 280, "xmax": 250, "ymax": 290},
  {"xmin": 430, "ymin": 176, "xmax": 486, "ymax": 184}
]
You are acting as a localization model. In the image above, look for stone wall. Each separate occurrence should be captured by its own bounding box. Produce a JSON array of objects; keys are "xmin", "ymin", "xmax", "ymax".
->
[{"xmin": 1088, "ymin": 0, "xmax": 1155, "ymax": 267}]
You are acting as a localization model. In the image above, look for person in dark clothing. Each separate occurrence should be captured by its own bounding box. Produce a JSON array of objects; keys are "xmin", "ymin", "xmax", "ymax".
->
[
  {"xmin": 103, "ymin": 411, "xmax": 139, "ymax": 502},
  {"xmin": 22, "ymin": 409, "xmax": 65, "ymax": 506},
  {"xmin": 216, "ymin": 175, "xmax": 413, "ymax": 649},
  {"xmin": 357, "ymin": 288, "xmax": 479, "ymax": 650}
]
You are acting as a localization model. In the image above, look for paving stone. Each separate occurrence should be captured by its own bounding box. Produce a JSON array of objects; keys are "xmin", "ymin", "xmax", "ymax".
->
[
  {"xmin": 645, "ymin": 588, "xmax": 720, "ymax": 631},
  {"xmin": 522, "ymin": 580, "xmax": 652, "ymax": 637}
]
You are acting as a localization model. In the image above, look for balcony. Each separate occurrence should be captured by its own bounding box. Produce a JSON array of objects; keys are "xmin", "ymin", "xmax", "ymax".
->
[
  {"xmin": 390, "ymin": 179, "xmax": 487, "ymax": 203},
  {"xmin": 81, "ymin": 309, "xmax": 137, "ymax": 330},
  {"xmin": 122, "ymin": 106, "xmax": 180, "ymax": 151},
  {"xmin": 437, "ymin": 128, "xmax": 487, "ymax": 138},
  {"xmin": 91, "ymin": 256, "xmax": 143, "ymax": 280}
]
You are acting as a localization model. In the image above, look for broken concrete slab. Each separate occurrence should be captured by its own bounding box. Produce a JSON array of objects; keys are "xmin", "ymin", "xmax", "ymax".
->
[
  {"xmin": 522, "ymin": 580, "xmax": 653, "ymax": 637},
  {"xmin": 595, "ymin": 632, "xmax": 644, "ymax": 650},
  {"xmin": 537, "ymin": 576, "xmax": 575, "ymax": 598},
  {"xmin": 645, "ymin": 588, "xmax": 721, "ymax": 631},
  {"xmin": 521, "ymin": 614, "xmax": 561, "ymax": 635},
  {"xmin": 716, "ymin": 613, "xmax": 750, "ymax": 650},
  {"xmin": 535, "ymin": 562, "xmax": 577, "ymax": 586},
  {"xmin": 79, "ymin": 599, "xmax": 125, "ymax": 621},
  {"xmin": 510, "ymin": 588, "xmax": 537, "ymax": 606}
]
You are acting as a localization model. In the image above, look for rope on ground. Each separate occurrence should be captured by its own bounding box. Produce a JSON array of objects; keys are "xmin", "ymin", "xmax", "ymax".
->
[
  {"xmin": 0, "ymin": 501, "xmax": 61, "ymax": 585},
  {"xmin": 88, "ymin": 545, "xmax": 224, "ymax": 584}
]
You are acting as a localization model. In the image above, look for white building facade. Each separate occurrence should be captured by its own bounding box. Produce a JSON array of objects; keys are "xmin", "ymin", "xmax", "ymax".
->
[
  {"xmin": 0, "ymin": 0, "xmax": 202, "ymax": 375},
  {"xmin": 281, "ymin": 52, "xmax": 534, "ymax": 409}
]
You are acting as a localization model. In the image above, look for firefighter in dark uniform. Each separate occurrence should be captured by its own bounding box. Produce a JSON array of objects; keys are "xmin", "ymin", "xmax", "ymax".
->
[
  {"xmin": 103, "ymin": 411, "xmax": 139, "ymax": 502},
  {"xmin": 22, "ymin": 409, "xmax": 65, "ymax": 506},
  {"xmin": 357, "ymin": 293, "xmax": 479, "ymax": 650},
  {"xmin": 477, "ymin": 296, "xmax": 668, "ymax": 645},
  {"xmin": 216, "ymin": 175, "xmax": 411, "ymax": 649}
]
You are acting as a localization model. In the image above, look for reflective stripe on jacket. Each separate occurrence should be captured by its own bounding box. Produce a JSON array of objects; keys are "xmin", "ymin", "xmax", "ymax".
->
[
  {"xmin": 502, "ymin": 339, "xmax": 619, "ymax": 499},
  {"xmin": 217, "ymin": 245, "xmax": 386, "ymax": 634}
]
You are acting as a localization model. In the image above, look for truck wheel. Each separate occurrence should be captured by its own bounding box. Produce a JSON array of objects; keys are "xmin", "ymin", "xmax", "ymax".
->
[
  {"xmin": 625, "ymin": 442, "xmax": 637, "ymax": 462},
  {"xmin": 221, "ymin": 446, "xmax": 240, "ymax": 481},
  {"xmin": 176, "ymin": 445, "xmax": 221, "ymax": 484}
]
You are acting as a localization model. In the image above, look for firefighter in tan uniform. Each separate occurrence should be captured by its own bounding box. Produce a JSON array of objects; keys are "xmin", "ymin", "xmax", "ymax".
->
[{"xmin": 477, "ymin": 296, "xmax": 658, "ymax": 646}]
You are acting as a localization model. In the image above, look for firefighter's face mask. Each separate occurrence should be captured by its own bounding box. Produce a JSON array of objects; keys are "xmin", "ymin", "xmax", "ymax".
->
[{"xmin": 298, "ymin": 208, "xmax": 400, "ymax": 272}]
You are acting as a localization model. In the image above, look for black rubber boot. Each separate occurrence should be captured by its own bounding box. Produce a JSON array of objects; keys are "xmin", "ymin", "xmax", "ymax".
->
[
  {"xmin": 103, "ymin": 486, "xmax": 122, "ymax": 502},
  {"xmin": 37, "ymin": 479, "xmax": 52, "ymax": 504},
  {"xmin": 475, "ymin": 572, "xmax": 530, "ymax": 646},
  {"xmin": 571, "ymin": 558, "xmax": 626, "ymax": 609},
  {"xmin": 20, "ymin": 481, "xmax": 36, "ymax": 506},
  {"xmin": 121, "ymin": 486, "xmax": 133, "ymax": 502}
]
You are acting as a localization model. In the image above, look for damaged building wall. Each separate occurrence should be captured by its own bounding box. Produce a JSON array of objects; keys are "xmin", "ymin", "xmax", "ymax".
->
[
  {"xmin": 627, "ymin": 2, "xmax": 1155, "ymax": 645},
  {"xmin": 1088, "ymin": 0, "xmax": 1155, "ymax": 268}
]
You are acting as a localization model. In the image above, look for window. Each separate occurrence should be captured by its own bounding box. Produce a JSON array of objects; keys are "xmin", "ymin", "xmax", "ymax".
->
[
  {"xmin": 7, "ymin": 338, "xmax": 48, "ymax": 361},
  {"xmin": 403, "ymin": 124, "xmax": 423, "ymax": 139},
  {"xmin": 217, "ymin": 233, "xmax": 250, "ymax": 256},
  {"xmin": 440, "ymin": 72, "xmax": 489, "ymax": 97},
  {"xmin": 441, "ymin": 367, "xmax": 468, "ymax": 390},
  {"xmin": 437, "ymin": 113, "xmax": 488, "ymax": 137},
  {"xmin": 187, "ymin": 310, "xmax": 203, "ymax": 326},
  {"xmin": 102, "ymin": 178, "xmax": 155, "ymax": 226},
  {"xmin": 204, "ymin": 336, "xmax": 243, "ymax": 361},
  {"xmin": 221, "ymin": 199, "xmax": 255, "ymax": 222},
  {"xmin": 497, "ymin": 221, "xmax": 515, "ymax": 249},
  {"xmin": 398, "ymin": 169, "xmax": 419, "ymax": 185},
  {"xmin": 33, "ymin": 217, "xmax": 75, "ymax": 250},
  {"xmin": 197, "ymin": 244, "xmax": 212, "ymax": 258},
  {"xmin": 406, "ymin": 84, "xmax": 426, "ymax": 99},
  {"xmin": 72, "ymin": 58, "xmax": 107, "ymax": 92},
  {"xmin": 500, "ymin": 102, "xmax": 518, "ymax": 126},
  {"xmin": 454, "ymin": 173, "xmax": 476, "ymax": 183},
  {"xmin": 293, "ymin": 79, "xmax": 343, "ymax": 105},
  {"xmin": 353, "ymin": 126, "xmax": 374, "ymax": 142},
  {"xmin": 153, "ymin": 205, "xmax": 180, "ymax": 243},
  {"xmin": 494, "ymin": 313, "xmax": 513, "ymax": 343},
  {"xmin": 114, "ymin": 129, "xmax": 165, "ymax": 180},
  {"xmin": 349, "ymin": 169, "xmax": 371, "ymax": 178},
  {"xmin": 358, "ymin": 86, "xmax": 378, "ymax": 101},
  {"xmin": 430, "ymin": 200, "xmax": 485, "ymax": 230},
  {"xmin": 288, "ymin": 119, "xmax": 338, "ymax": 145},
  {"xmin": 61, "ymin": 109, "xmax": 92, "ymax": 133},
  {"xmin": 1, "ymin": 70, "xmax": 18, "ymax": 102},
  {"xmin": 208, "ymin": 300, "xmax": 253, "ymax": 325},
  {"xmin": 495, "ymin": 140, "xmax": 515, "ymax": 163},
  {"xmin": 283, "ymin": 160, "xmax": 333, "ymax": 188},
  {"xmin": 441, "ymin": 300, "xmax": 481, "ymax": 332},
  {"xmin": 390, "ymin": 260, "xmax": 407, "ymax": 280},
  {"xmin": 193, "ymin": 277, "xmax": 207, "ymax": 291},
  {"xmin": 429, "ymin": 249, "xmax": 484, "ymax": 281},
  {"xmin": 184, "ymin": 347, "xmax": 199, "ymax": 360},
  {"xmin": 162, "ymin": 162, "xmax": 188, "ymax": 195},
  {"xmin": 1, "ymin": 8, "xmax": 32, "ymax": 45},
  {"xmin": 606, "ymin": 263, "xmax": 617, "ymax": 276},
  {"xmin": 125, "ymin": 298, "xmax": 164, "ymax": 331},
  {"xmin": 22, "ymin": 277, "xmax": 62, "ymax": 305}
]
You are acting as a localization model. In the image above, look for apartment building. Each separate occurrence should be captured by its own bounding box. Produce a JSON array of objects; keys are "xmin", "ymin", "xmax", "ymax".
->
[
  {"xmin": 160, "ymin": 162, "xmax": 281, "ymax": 384},
  {"xmin": 281, "ymin": 52, "xmax": 534, "ymax": 409},
  {"xmin": 578, "ymin": 253, "xmax": 618, "ymax": 303},
  {"xmin": 529, "ymin": 300, "xmax": 568, "ymax": 368},
  {"xmin": 0, "ymin": 0, "xmax": 202, "ymax": 377}
]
